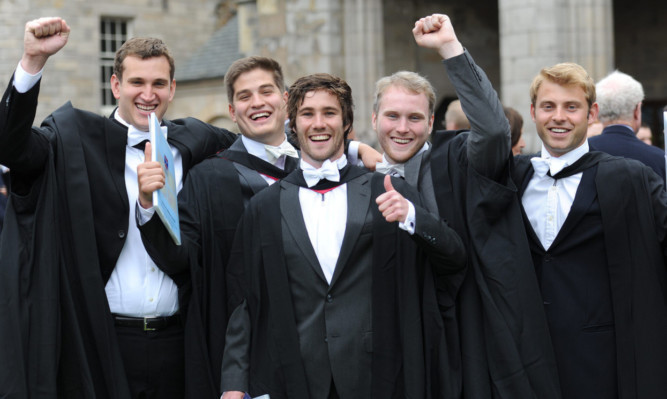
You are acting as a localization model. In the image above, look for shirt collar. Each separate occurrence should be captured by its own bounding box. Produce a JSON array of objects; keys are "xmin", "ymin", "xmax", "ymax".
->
[
  {"xmin": 241, "ymin": 134, "xmax": 291, "ymax": 163},
  {"xmin": 540, "ymin": 140, "xmax": 589, "ymax": 165}
]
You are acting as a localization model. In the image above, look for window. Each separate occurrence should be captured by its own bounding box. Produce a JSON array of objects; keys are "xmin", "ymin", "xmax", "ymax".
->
[{"xmin": 100, "ymin": 18, "xmax": 130, "ymax": 107}]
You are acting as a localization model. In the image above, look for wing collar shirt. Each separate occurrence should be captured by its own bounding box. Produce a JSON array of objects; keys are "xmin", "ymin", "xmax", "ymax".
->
[{"xmin": 522, "ymin": 141, "xmax": 589, "ymax": 250}]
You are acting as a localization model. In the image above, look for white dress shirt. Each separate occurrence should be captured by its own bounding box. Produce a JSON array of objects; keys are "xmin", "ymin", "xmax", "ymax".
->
[
  {"xmin": 13, "ymin": 62, "xmax": 182, "ymax": 317},
  {"xmin": 241, "ymin": 135, "xmax": 290, "ymax": 185},
  {"xmin": 522, "ymin": 141, "xmax": 589, "ymax": 250},
  {"xmin": 299, "ymin": 156, "xmax": 349, "ymax": 284}
]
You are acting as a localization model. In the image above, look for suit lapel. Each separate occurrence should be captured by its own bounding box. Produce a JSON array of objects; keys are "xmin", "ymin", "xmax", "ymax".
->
[
  {"xmin": 279, "ymin": 181, "xmax": 328, "ymax": 283},
  {"xmin": 228, "ymin": 140, "xmax": 270, "ymax": 195},
  {"xmin": 330, "ymin": 174, "xmax": 371, "ymax": 287},
  {"xmin": 104, "ymin": 117, "xmax": 130, "ymax": 209},
  {"xmin": 404, "ymin": 151, "xmax": 422, "ymax": 187},
  {"xmin": 550, "ymin": 166, "xmax": 598, "ymax": 248}
]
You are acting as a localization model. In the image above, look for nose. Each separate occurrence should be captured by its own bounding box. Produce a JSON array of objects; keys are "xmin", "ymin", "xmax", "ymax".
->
[
  {"xmin": 141, "ymin": 84, "xmax": 155, "ymax": 101},
  {"xmin": 552, "ymin": 106, "xmax": 567, "ymax": 122},
  {"xmin": 250, "ymin": 92, "xmax": 264, "ymax": 107},
  {"xmin": 396, "ymin": 117, "xmax": 409, "ymax": 133},
  {"xmin": 313, "ymin": 112, "xmax": 326, "ymax": 130}
]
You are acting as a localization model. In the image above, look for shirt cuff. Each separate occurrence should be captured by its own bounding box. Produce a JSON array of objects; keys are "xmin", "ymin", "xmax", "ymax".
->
[
  {"xmin": 136, "ymin": 200, "xmax": 156, "ymax": 226},
  {"xmin": 13, "ymin": 61, "xmax": 42, "ymax": 93},
  {"xmin": 346, "ymin": 140, "xmax": 364, "ymax": 167},
  {"xmin": 398, "ymin": 200, "xmax": 416, "ymax": 235}
]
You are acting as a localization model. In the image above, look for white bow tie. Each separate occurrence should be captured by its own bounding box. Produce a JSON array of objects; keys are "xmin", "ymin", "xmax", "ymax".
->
[
  {"xmin": 302, "ymin": 160, "xmax": 341, "ymax": 187},
  {"xmin": 375, "ymin": 159, "xmax": 405, "ymax": 178},
  {"xmin": 531, "ymin": 156, "xmax": 568, "ymax": 178},
  {"xmin": 126, "ymin": 124, "xmax": 168, "ymax": 148},
  {"xmin": 265, "ymin": 142, "xmax": 298, "ymax": 164}
]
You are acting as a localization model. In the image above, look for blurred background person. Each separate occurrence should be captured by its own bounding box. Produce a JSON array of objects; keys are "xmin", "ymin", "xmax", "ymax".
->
[
  {"xmin": 504, "ymin": 106, "xmax": 525, "ymax": 155},
  {"xmin": 444, "ymin": 99, "xmax": 470, "ymax": 130},
  {"xmin": 637, "ymin": 123, "xmax": 653, "ymax": 145}
]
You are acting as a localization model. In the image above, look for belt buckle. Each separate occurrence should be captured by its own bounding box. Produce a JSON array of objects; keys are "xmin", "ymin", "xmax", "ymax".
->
[{"xmin": 143, "ymin": 317, "xmax": 156, "ymax": 332}]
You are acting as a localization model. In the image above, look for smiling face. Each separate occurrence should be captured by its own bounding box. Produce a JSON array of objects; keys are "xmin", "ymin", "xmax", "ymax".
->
[
  {"xmin": 295, "ymin": 90, "xmax": 347, "ymax": 168},
  {"xmin": 111, "ymin": 55, "xmax": 175, "ymax": 132},
  {"xmin": 531, "ymin": 80, "xmax": 598, "ymax": 157},
  {"xmin": 373, "ymin": 85, "xmax": 433, "ymax": 164},
  {"xmin": 229, "ymin": 68, "xmax": 288, "ymax": 146}
]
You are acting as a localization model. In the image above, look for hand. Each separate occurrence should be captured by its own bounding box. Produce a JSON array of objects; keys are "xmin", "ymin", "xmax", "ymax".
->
[
  {"xmin": 0, "ymin": 186, "xmax": 6, "ymax": 197},
  {"xmin": 21, "ymin": 17, "xmax": 71, "ymax": 74},
  {"xmin": 137, "ymin": 142, "xmax": 165, "ymax": 209},
  {"xmin": 412, "ymin": 14, "xmax": 463, "ymax": 60},
  {"xmin": 221, "ymin": 391, "xmax": 246, "ymax": 399},
  {"xmin": 376, "ymin": 175, "xmax": 409, "ymax": 223},
  {"xmin": 358, "ymin": 142, "xmax": 382, "ymax": 171}
]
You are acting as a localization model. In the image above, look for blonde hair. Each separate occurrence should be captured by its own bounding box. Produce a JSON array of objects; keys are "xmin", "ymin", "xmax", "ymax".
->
[{"xmin": 529, "ymin": 62, "xmax": 595, "ymax": 108}]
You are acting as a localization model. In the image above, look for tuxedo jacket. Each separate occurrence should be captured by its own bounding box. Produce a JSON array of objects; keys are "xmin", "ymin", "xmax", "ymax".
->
[
  {"xmin": 513, "ymin": 153, "xmax": 667, "ymax": 399},
  {"xmin": 0, "ymin": 78, "xmax": 235, "ymax": 398},
  {"xmin": 222, "ymin": 167, "xmax": 466, "ymax": 399},
  {"xmin": 589, "ymin": 124, "xmax": 666, "ymax": 182},
  {"xmin": 139, "ymin": 138, "xmax": 298, "ymax": 398}
]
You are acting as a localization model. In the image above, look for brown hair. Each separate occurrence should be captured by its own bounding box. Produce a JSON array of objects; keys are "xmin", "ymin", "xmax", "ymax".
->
[
  {"xmin": 287, "ymin": 73, "xmax": 354, "ymax": 138},
  {"xmin": 529, "ymin": 62, "xmax": 595, "ymax": 108},
  {"xmin": 224, "ymin": 56, "xmax": 285, "ymax": 104},
  {"xmin": 504, "ymin": 106, "xmax": 524, "ymax": 147},
  {"xmin": 113, "ymin": 37, "xmax": 175, "ymax": 81}
]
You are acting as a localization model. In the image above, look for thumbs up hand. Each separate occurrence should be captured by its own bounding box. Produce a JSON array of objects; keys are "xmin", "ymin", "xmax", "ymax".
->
[
  {"xmin": 375, "ymin": 174, "xmax": 409, "ymax": 223},
  {"xmin": 137, "ymin": 141, "xmax": 165, "ymax": 209}
]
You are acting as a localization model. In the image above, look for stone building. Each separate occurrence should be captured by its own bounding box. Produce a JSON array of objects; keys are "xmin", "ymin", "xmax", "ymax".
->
[{"xmin": 1, "ymin": 0, "xmax": 665, "ymax": 151}]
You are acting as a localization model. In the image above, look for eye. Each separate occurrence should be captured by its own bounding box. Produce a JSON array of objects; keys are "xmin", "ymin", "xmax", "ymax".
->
[{"xmin": 410, "ymin": 115, "xmax": 423, "ymax": 122}]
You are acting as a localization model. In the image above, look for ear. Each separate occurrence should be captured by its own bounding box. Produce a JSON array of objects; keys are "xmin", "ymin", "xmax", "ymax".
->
[
  {"xmin": 588, "ymin": 102, "xmax": 599, "ymax": 122},
  {"xmin": 428, "ymin": 113, "xmax": 435, "ymax": 135},
  {"xmin": 371, "ymin": 111, "xmax": 378, "ymax": 130},
  {"xmin": 168, "ymin": 79, "xmax": 176, "ymax": 102},
  {"xmin": 229, "ymin": 103, "xmax": 237, "ymax": 123},
  {"xmin": 111, "ymin": 74, "xmax": 121, "ymax": 100},
  {"xmin": 530, "ymin": 103, "xmax": 536, "ymax": 122}
]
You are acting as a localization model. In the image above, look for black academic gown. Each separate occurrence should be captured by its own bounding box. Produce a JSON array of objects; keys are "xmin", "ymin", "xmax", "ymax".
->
[
  {"xmin": 139, "ymin": 140, "xmax": 298, "ymax": 399},
  {"xmin": 224, "ymin": 166, "xmax": 466, "ymax": 399},
  {"xmin": 427, "ymin": 130, "xmax": 562, "ymax": 399},
  {"xmin": 0, "ymin": 78, "xmax": 235, "ymax": 398},
  {"xmin": 513, "ymin": 152, "xmax": 667, "ymax": 399}
]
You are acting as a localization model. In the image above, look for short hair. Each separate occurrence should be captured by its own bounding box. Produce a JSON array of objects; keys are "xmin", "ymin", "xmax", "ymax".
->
[
  {"xmin": 595, "ymin": 70, "xmax": 644, "ymax": 124},
  {"xmin": 444, "ymin": 99, "xmax": 470, "ymax": 130},
  {"xmin": 114, "ymin": 37, "xmax": 175, "ymax": 82},
  {"xmin": 224, "ymin": 56, "xmax": 285, "ymax": 104},
  {"xmin": 504, "ymin": 106, "xmax": 524, "ymax": 147},
  {"xmin": 529, "ymin": 62, "xmax": 595, "ymax": 108},
  {"xmin": 373, "ymin": 71, "xmax": 436, "ymax": 116},
  {"xmin": 287, "ymin": 73, "xmax": 354, "ymax": 138}
]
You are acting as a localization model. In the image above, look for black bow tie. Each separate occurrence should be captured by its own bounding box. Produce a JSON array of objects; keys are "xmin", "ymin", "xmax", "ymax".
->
[{"xmin": 133, "ymin": 140, "xmax": 149, "ymax": 152}]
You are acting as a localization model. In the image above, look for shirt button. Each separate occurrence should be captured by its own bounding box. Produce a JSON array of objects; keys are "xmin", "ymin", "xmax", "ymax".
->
[
  {"xmin": 151, "ymin": 267, "xmax": 156, "ymax": 272},
  {"xmin": 148, "ymin": 298, "xmax": 154, "ymax": 302},
  {"xmin": 326, "ymin": 294, "xmax": 333, "ymax": 303},
  {"xmin": 118, "ymin": 230, "xmax": 126, "ymax": 238}
]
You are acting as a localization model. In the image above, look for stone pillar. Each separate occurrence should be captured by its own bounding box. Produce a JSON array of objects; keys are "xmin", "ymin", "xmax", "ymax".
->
[
  {"xmin": 341, "ymin": 0, "xmax": 384, "ymax": 145},
  {"xmin": 498, "ymin": 0, "xmax": 614, "ymax": 152}
]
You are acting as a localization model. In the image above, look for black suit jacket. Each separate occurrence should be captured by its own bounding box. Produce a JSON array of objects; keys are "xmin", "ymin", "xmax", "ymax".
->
[
  {"xmin": 589, "ymin": 124, "xmax": 666, "ymax": 182},
  {"xmin": 222, "ymin": 168, "xmax": 466, "ymax": 398},
  {"xmin": 0, "ymin": 77, "xmax": 235, "ymax": 398}
]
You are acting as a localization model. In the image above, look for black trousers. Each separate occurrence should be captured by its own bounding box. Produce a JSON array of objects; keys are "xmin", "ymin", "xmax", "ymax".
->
[{"xmin": 115, "ymin": 322, "xmax": 185, "ymax": 399}]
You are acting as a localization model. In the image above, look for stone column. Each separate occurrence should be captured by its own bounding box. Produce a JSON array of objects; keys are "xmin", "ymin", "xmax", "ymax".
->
[
  {"xmin": 498, "ymin": 0, "xmax": 614, "ymax": 152},
  {"xmin": 341, "ymin": 0, "xmax": 384, "ymax": 145}
]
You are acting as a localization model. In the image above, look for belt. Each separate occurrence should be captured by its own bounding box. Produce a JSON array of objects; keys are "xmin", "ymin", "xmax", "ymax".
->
[{"xmin": 112, "ymin": 314, "xmax": 181, "ymax": 331}]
